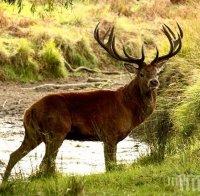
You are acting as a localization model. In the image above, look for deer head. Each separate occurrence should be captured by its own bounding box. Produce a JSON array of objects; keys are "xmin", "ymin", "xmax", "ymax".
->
[{"xmin": 94, "ymin": 23, "xmax": 183, "ymax": 93}]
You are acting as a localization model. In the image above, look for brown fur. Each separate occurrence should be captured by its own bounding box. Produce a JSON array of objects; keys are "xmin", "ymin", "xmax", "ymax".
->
[
  {"xmin": 3, "ymin": 22, "xmax": 183, "ymax": 181},
  {"xmin": 2, "ymin": 72, "xmax": 157, "ymax": 181}
]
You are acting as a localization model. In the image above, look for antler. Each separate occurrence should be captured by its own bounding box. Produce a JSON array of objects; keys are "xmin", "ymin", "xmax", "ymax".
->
[
  {"xmin": 151, "ymin": 23, "xmax": 183, "ymax": 65},
  {"xmin": 94, "ymin": 23, "xmax": 145, "ymax": 69}
]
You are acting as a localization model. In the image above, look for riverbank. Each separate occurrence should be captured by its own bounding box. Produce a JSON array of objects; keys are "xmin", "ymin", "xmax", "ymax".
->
[
  {"xmin": 1, "ymin": 73, "xmax": 200, "ymax": 195},
  {"xmin": 1, "ymin": 144, "xmax": 200, "ymax": 195},
  {"xmin": 1, "ymin": 0, "xmax": 200, "ymax": 195}
]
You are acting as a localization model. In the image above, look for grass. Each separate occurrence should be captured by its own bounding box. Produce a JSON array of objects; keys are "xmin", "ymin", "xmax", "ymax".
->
[
  {"xmin": 0, "ymin": 1, "xmax": 102, "ymax": 82},
  {"xmin": 1, "ymin": 0, "xmax": 200, "ymax": 195},
  {"xmin": 40, "ymin": 40, "xmax": 68, "ymax": 78},
  {"xmin": 1, "ymin": 145, "xmax": 200, "ymax": 195},
  {"xmin": 173, "ymin": 80, "xmax": 200, "ymax": 138},
  {"xmin": 0, "ymin": 0, "xmax": 199, "ymax": 82}
]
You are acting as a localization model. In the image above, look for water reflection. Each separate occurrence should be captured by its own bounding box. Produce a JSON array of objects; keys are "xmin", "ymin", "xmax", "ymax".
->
[{"xmin": 0, "ymin": 120, "xmax": 149, "ymax": 180}]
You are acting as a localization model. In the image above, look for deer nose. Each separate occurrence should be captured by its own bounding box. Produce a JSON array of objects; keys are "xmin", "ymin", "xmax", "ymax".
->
[{"xmin": 149, "ymin": 79, "xmax": 159, "ymax": 87}]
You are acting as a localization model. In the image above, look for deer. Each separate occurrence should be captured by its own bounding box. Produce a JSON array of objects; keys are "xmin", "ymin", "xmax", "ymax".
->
[{"xmin": 2, "ymin": 22, "xmax": 183, "ymax": 182}]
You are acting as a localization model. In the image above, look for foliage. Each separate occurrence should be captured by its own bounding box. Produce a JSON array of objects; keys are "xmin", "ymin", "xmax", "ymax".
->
[
  {"xmin": 54, "ymin": 36, "xmax": 97, "ymax": 68},
  {"xmin": 1, "ymin": 0, "xmax": 200, "ymax": 194},
  {"xmin": 3, "ymin": 0, "xmax": 73, "ymax": 12},
  {"xmin": 170, "ymin": 0, "xmax": 186, "ymax": 3},
  {"xmin": 40, "ymin": 40, "xmax": 68, "ymax": 78},
  {"xmin": 3, "ymin": 39, "xmax": 40, "ymax": 82},
  {"xmin": 173, "ymin": 81, "xmax": 200, "ymax": 138},
  {"xmin": 1, "ymin": 143, "xmax": 200, "ymax": 195},
  {"xmin": 132, "ymin": 107, "xmax": 173, "ymax": 161}
]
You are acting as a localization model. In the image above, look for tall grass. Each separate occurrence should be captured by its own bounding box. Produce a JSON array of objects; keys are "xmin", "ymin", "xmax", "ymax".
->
[
  {"xmin": 3, "ymin": 39, "xmax": 40, "ymax": 82},
  {"xmin": 1, "ymin": 0, "xmax": 199, "ymax": 82},
  {"xmin": 1, "ymin": 0, "xmax": 200, "ymax": 194},
  {"xmin": 1, "ymin": 146, "xmax": 200, "ymax": 195},
  {"xmin": 173, "ymin": 80, "xmax": 200, "ymax": 138},
  {"xmin": 40, "ymin": 40, "xmax": 68, "ymax": 78}
]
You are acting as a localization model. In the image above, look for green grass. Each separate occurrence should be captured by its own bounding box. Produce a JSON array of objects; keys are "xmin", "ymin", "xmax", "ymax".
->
[
  {"xmin": 40, "ymin": 40, "xmax": 68, "ymax": 78},
  {"xmin": 173, "ymin": 80, "xmax": 200, "ymax": 137},
  {"xmin": 1, "ymin": 0, "xmax": 200, "ymax": 195},
  {"xmin": 0, "ymin": 0, "xmax": 199, "ymax": 82},
  {"xmin": 2, "ymin": 39, "xmax": 40, "ymax": 82},
  {"xmin": 1, "ymin": 145, "xmax": 200, "ymax": 195},
  {"xmin": 0, "ymin": 1, "xmax": 102, "ymax": 82}
]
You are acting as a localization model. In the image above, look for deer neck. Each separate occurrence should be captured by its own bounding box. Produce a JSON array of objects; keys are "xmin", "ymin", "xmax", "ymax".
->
[{"xmin": 122, "ymin": 77, "xmax": 157, "ymax": 124}]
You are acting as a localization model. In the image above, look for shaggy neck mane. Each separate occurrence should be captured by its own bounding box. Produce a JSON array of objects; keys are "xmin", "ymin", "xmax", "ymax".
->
[{"xmin": 121, "ymin": 77, "xmax": 157, "ymax": 125}]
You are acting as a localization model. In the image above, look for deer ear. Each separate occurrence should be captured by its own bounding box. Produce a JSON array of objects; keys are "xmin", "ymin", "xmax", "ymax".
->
[
  {"xmin": 156, "ymin": 60, "xmax": 168, "ymax": 73},
  {"xmin": 124, "ymin": 63, "xmax": 139, "ymax": 73}
]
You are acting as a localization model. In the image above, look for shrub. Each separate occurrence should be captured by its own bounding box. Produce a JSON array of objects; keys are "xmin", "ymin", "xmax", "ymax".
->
[
  {"xmin": 55, "ymin": 36, "xmax": 97, "ymax": 68},
  {"xmin": 109, "ymin": 0, "xmax": 133, "ymax": 16},
  {"xmin": 40, "ymin": 40, "xmax": 68, "ymax": 78},
  {"xmin": 7, "ymin": 39, "xmax": 39, "ymax": 82}
]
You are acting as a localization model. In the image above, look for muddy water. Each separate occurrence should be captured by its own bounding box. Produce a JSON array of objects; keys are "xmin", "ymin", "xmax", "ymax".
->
[{"xmin": 0, "ymin": 117, "xmax": 149, "ymax": 180}]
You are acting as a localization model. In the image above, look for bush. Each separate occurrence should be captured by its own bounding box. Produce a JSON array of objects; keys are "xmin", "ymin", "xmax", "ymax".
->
[
  {"xmin": 54, "ymin": 36, "xmax": 97, "ymax": 69},
  {"xmin": 6, "ymin": 39, "xmax": 39, "ymax": 82},
  {"xmin": 40, "ymin": 40, "xmax": 68, "ymax": 78},
  {"xmin": 67, "ymin": 176, "xmax": 85, "ymax": 196}
]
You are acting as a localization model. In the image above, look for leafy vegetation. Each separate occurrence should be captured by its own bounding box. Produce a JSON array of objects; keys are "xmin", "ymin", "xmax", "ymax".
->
[
  {"xmin": 3, "ymin": 0, "xmax": 74, "ymax": 12},
  {"xmin": 1, "ymin": 0, "xmax": 200, "ymax": 195},
  {"xmin": 173, "ymin": 81, "xmax": 200, "ymax": 138},
  {"xmin": 40, "ymin": 40, "xmax": 68, "ymax": 78},
  {"xmin": 1, "ymin": 145, "xmax": 200, "ymax": 195}
]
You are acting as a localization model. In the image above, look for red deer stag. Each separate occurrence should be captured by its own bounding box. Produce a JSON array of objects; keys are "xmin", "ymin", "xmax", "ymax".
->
[{"xmin": 2, "ymin": 23, "xmax": 183, "ymax": 181}]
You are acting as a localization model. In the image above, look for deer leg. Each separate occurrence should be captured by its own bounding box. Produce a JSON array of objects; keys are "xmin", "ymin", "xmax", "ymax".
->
[
  {"xmin": 2, "ymin": 135, "xmax": 41, "ymax": 182},
  {"xmin": 104, "ymin": 142, "xmax": 117, "ymax": 171},
  {"xmin": 39, "ymin": 136, "xmax": 65, "ymax": 174},
  {"xmin": 39, "ymin": 114, "xmax": 71, "ymax": 174}
]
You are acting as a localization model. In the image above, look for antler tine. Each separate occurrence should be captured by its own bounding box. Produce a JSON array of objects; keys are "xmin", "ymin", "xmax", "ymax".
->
[
  {"xmin": 162, "ymin": 25, "xmax": 174, "ymax": 53},
  {"xmin": 164, "ymin": 23, "xmax": 182, "ymax": 49},
  {"xmin": 111, "ymin": 36, "xmax": 130, "ymax": 61},
  {"xmin": 164, "ymin": 23, "xmax": 183, "ymax": 53},
  {"xmin": 141, "ymin": 45, "xmax": 145, "ymax": 61},
  {"xmin": 151, "ymin": 45, "xmax": 159, "ymax": 65},
  {"xmin": 94, "ymin": 22, "xmax": 100, "ymax": 40},
  {"xmin": 151, "ymin": 25, "xmax": 174, "ymax": 65},
  {"xmin": 102, "ymin": 27, "xmax": 111, "ymax": 40},
  {"xmin": 94, "ymin": 23, "xmax": 119, "ymax": 60},
  {"xmin": 150, "ymin": 23, "xmax": 183, "ymax": 65},
  {"xmin": 107, "ymin": 27, "xmax": 115, "ymax": 46},
  {"xmin": 122, "ymin": 44, "xmax": 145, "ymax": 63},
  {"xmin": 164, "ymin": 27, "xmax": 182, "ymax": 57},
  {"xmin": 170, "ymin": 33, "xmax": 182, "ymax": 56},
  {"xmin": 163, "ymin": 24, "xmax": 176, "ymax": 39},
  {"xmin": 173, "ymin": 23, "xmax": 183, "ymax": 49},
  {"xmin": 111, "ymin": 37, "xmax": 145, "ymax": 66},
  {"xmin": 177, "ymin": 22, "xmax": 183, "ymax": 38},
  {"xmin": 106, "ymin": 27, "xmax": 117, "ymax": 56},
  {"xmin": 94, "ymin": 22, "xmax": 146, "ymax": 68}
]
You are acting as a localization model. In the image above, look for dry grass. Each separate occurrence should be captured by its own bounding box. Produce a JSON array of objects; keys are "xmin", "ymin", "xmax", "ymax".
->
[
  {"xmin": 0, "ymin": 0, "xmax": 199, "ymax": 83},
  {"xmin": 0, "ymin": 10, "xmax": 9, "ymax": 28},
  {"xmin": 0, "ymin": 2, "xmax": 200, "ymax": 196}
]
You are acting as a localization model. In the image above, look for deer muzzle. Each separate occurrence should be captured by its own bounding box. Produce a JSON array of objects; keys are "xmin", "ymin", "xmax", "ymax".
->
[{"xmin": 148, "ymin": 79, "xmax": 160, "ymax": 90}]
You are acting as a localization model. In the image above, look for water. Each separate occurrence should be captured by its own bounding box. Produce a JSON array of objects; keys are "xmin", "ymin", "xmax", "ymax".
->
[{"xmin": 0, "ymin": 119, "xmax": 149, "ymax": 180}]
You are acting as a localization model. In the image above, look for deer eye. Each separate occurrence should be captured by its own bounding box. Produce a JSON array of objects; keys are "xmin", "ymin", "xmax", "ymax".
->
[{"xmin": 140, "ymin": 73, "xmax": 144, "ymax": 77}]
